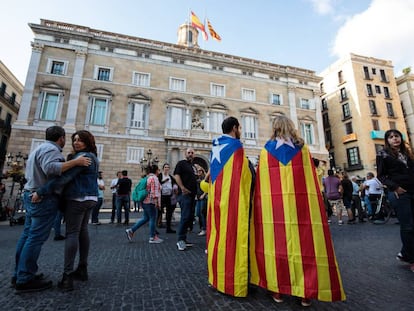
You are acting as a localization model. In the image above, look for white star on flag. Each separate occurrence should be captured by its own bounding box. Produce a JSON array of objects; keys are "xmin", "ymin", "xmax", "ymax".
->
[
  {"xmin": 275, "ymin": 137, "xmax": 295, "ymax": 150},
  {"xmin": 211, "ymin": 139, "xmax": 227, "ymax": 163}
]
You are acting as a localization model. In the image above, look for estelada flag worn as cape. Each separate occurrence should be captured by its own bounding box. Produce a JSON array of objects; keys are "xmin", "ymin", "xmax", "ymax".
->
[
  {"xmin": 207, "ymin": 135, "xmax": 252, "ymax": 297},
  {"xmin": 250, "ymin": 139, "xmax": 346, "ymax": 302}
]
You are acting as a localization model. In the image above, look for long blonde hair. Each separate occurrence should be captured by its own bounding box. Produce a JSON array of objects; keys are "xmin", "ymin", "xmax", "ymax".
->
[{"xmin": 270, "ymin": 115, "xmax": 304, "ymax": 147}]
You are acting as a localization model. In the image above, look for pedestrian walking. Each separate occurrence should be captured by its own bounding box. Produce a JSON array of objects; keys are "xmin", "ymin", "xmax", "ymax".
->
[{"xmin": 125, "ymin": 164, "xmax": 163, "ymax": 244}]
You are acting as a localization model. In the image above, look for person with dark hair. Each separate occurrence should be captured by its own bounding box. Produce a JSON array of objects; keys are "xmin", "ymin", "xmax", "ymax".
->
[
  {"xmin": 206, "ymin": 115, "xmax": 253, "ymax": 296},
  {"xmin": 13, "ymin": 126, "xmax": 91, "ymax": 293},
  {"xmin": 116, "ymin": 170, "xmax": 132, "ymax": 225},
  {"xmin": 341, "ymin": 172, "xmax": 355, "ymax": 224},
  {"xmin": 251, "ymin": 115, "xmax": 345, "ymax": 306},
  {"xmin": 32, "ymin": 130, "xmax": 99, "ymax": 291},
  {"xmin": 158, "ymin": 163, "xmax": 177, "ymax": 233},
  {"xmin": 221, "ymin": 116, "xmax": 239, "ymax": 134},
  {"xmin": 377, "ymin": 129, "xmax": 414, "ymax": 273},
  {"xmin": 125, "ymin": 164, "xmax": 163, "ymax": 243},
  {"xmin": 324, "ymin": 169, "xmax": 345, "ymax": 225}
]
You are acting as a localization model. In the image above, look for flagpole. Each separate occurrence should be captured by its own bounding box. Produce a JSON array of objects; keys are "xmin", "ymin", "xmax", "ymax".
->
[{"xmin": 188, "ymin": 8, "xmax": 191, "ymax": 47}]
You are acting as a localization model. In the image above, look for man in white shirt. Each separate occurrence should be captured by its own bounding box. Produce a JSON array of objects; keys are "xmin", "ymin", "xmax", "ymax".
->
[
  {"xmin": 109, "ymin": 171, "xmax": 121, "ymax": 224},
  {"xmin": 363, "ymin": 172, "xmax": 383, "ymax": 218}
]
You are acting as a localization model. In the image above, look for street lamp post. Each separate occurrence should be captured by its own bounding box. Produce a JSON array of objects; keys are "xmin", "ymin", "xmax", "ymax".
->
[
  {"xmin": 139, "ymin": 149, "xmax": 159, "ymax": 173},
  {"xmin": 6, "ymin": 151, "xmax": 28, "ymax": 196}
]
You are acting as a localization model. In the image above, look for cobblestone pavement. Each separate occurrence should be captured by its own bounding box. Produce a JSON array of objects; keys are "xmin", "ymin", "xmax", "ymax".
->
[{"xmin": 0, "ymin": 208, "xmax": 413, "ymax": 311}]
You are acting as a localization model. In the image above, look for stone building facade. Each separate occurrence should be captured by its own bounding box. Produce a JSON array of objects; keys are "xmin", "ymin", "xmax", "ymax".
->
[
  {"xmin": 11, "ymin": 19, "xmax": 326, "ymax": 192},
  {"xmin": 319, "ymin": 53, "xmax": 408, "ymax": 176},
  {"xmin": 0, "ymin": 61, "xmax": 23, "ymax": 174},
  {"xmin": 396, "ymin": 72, "xmax": 414, "ymax": 147}
]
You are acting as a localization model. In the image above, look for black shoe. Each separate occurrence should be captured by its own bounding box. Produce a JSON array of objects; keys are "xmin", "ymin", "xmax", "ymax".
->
[
  {"xmin": 57, "ymin": 273, "xmax": 74, "ymax": 291},
  {"xmin": 54, "ymin": 235, "xmax": 66, "ymax": 241},
  {"xmin": 184, "ymin": 240, "xmax": 194, "ymax": 247},
  {"xmin": 15, "ymin": 278, "xmax": 53, "ymax": 293},
  {"xmin": 166, "ymin": 228, "xmax": 176, "ymax": 234},
  {"xmin": 69, "ymin": 265, "xmax": 88, "ymax": 281},
  {"xmin": 11, "ymin": 273, "xmax": 45, "ymax": 288},
  {"xmin": 123, "ymin": 221, "xmax": 129, "ymax": 226},
  {"xmin": 347, "ymin": 219, "xmax": 356, "ymax": 224}
]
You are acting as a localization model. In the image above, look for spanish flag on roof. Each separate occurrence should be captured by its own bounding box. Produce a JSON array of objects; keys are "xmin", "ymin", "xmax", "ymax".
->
[
  {"xmin": 207, "ymin": 135, "xmax": 252, "ymax": 297},
  {"xmin": 191, "ymin": 11, "xmax": 208, "ymax": 41},
  {"xmin": 250, "ymin": 140, "xmax": 346, "ymax": 302}
]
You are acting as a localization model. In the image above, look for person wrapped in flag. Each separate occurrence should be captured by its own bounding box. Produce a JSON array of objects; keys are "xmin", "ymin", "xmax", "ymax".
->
[
  {"xmin": 249, "ymin": 115, "xmax": 346, "ymax": 307},
  {"xmin": 206, "ymin": 116, "xmax": 254, "ymax": 297}
]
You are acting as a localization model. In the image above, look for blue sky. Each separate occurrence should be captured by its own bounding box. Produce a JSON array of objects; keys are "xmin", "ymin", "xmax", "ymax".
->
[{"xmin": 1, "ymin": 0, "xmax": 413, "ymax": 84}]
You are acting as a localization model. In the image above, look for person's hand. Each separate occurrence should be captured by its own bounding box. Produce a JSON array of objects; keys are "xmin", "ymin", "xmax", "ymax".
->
[
  {"xmin": 394, "ymin": 186, "xmax": 406, "ymax": 199},
  {"xmin": 75, "ymin": 155, "xmax": 91, "ymax": 166},
  {"xmin": 182, "ymin": 187, "xmax": 191, "ymax": 195},
  {"xmin": 31, "ymin": 192, "xmax": 42, "ymax": 203}
]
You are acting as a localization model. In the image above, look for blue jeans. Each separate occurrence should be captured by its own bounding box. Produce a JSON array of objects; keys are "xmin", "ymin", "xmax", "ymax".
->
[
  {"xmin": 388, "ymin": 191, "xmax": 414, "ymax": 263},
  {"xmin": 116, "ymin": 195, "xmax": 130, "ymax": 223},
  {"xmin": 14, "ymin": 192, "xmax": 58, "ymax": 283},
  {"xmin": 53, "ymin": 210, "xmax": 64, "ymax": 237},
  {"xmin": 364, "ymin": 195, "xmax": 373, "ymax": 215},
  {"xmin": 131, "ymin": 203, "xmax": 157, "ymax": 238},
  {"xmin": 91, "ymin": 197, "xmax": 103, "ymax": 223},
  {"xmin": 195, "ymin": 199, "xmax": 207, "ymax": 230},
  {"xmin": 177, "ymin": 194, "xmax": 195, "ymax": 241}
]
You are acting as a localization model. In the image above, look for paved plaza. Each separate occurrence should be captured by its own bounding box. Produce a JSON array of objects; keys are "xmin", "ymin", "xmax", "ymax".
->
[{"xmin": 0, "ymin": 206, "xmax": 413, "ymax": 311}]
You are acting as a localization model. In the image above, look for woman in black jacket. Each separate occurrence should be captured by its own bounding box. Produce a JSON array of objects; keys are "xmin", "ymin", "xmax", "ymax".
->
[{"xmin": 376, "ymin": 129, "xmax": 414, "ymax": 272}]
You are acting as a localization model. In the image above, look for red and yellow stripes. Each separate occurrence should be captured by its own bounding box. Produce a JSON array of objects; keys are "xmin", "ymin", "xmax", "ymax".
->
[
  {"xmin": 207, "ymin": 148, "xmax": 252, "ymax": 297},
  {"xmin": 250, "ymin": 146, "xmax": 345, "ymax": 301}
]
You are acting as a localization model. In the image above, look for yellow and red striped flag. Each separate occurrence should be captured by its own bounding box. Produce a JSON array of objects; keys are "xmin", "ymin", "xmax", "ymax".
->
[
  {"xmin": 207, "ymin": 135, "xmax": 252, "ymax": 297},
  {"xmin": 250, "ymin": 140, "xmax": 346, "ymax": 302},
  {"xmin": 207, "ymin": 19, "xmax": 222, "ymax": 42},
  {"xmin": 191, "ymin": 11, "xmax": 208, "ymax": 41}
]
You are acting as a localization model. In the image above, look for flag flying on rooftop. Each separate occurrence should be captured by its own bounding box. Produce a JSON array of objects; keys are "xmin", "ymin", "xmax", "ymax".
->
[
  {"xmin": 191, "ymin": 11, "xmax": 208, "ymax": 41},
  {"xmin": 207, "ymin": 19, "xmax": 222, "ymax": 42}
]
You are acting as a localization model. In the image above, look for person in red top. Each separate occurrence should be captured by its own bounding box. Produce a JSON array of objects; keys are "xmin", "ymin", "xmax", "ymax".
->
[{"xmin": 125, "ymin": 165, "xmax": 162, "ymax": 244}]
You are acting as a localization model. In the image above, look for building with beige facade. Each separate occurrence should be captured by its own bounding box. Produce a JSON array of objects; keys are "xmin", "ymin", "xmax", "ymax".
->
[
  {"xmin": 11, "ymin": 19, "xmax": 326, "ymax": 190},
  {"xmin": 319, "ymin": 53, "xmax": 407, "ymax": 177},
  {"xmin": 0, "ymin": 61, "xmax": 23, "ymax": 174},
  {"xmin": 396, "ymin": 71, "xmax": 414, "ymax": 147}
]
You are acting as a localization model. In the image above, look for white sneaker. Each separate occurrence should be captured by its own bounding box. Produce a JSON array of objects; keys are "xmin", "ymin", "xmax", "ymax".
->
[
  {"xmin": 149, "ymin": 236, "xmax": 163, "ymax": 244},
  {"xmin": 125, "ymin": 229, "xmax": 133, "ymax": 241},
  {"xmin": 198, "ymin": 230, "xmax": 206, "ymax": 236},
  {"xmin": 177, "ymin": 240, "xmax": 186, "ymax": 251},
  {"xmin": 338, "ymin": 220, "xmax": 343, "ymax": 225}
]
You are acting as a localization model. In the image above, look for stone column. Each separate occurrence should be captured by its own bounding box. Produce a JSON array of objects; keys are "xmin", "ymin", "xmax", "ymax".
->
[
  {"xmin": 313, "ymin": 90, "xmax": 326, "ymax": 153},
  {"xmin": 15, "ymin": 43, "xmax": 43, "ymax": 126},
  {"xmin": 64, "ymin": 49, "xmax": 87, "ymax": 130},
  {"xmin": 287, "ymin": 85, "xmax": 298, "ymax": 127}
]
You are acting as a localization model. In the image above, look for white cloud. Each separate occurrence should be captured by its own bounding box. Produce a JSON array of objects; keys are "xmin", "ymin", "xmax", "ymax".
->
[
  {"xmin": 309, "ymin": 0, "xmax": 335, "ymax": 15},
  {"xmin": 331, "ymin": 0, "xmax": 414, "ymax": 74}
]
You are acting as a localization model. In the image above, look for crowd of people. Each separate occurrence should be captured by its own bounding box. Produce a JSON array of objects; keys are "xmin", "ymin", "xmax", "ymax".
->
[{"xmin": 8, "ymin": 118, "xmax": 414, "ymax": 308}]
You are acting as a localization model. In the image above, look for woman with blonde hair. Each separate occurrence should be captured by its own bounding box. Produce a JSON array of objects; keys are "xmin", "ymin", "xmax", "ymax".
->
[{"xmin": 250, "ymin": 115, "xmax": 346, "ymax": 307}]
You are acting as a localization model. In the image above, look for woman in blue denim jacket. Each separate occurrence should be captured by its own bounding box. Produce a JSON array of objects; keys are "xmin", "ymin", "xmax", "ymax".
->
[
  {"xmin": 33, "ymin": 130, "xmax": 99, "ymax": 290},
  {"xmin": 376, "ymin": 129, "xmax": 414, "ymax": 273}
]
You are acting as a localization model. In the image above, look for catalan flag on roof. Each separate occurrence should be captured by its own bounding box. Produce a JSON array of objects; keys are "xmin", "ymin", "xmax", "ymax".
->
[
  {"xmin": 207, "ymin": 18, "xmax": 222, "ymax": 42},
  {"xmin": 207, "ymin": 135, "xmax": 252, "ymax": 297},
  {"xmin": 191, "ymin": 11, "xmax": 208, "ymax": 41},
  {"xmin": 250, "ymin": 140, "xmax": 346, "ymax": 302}
]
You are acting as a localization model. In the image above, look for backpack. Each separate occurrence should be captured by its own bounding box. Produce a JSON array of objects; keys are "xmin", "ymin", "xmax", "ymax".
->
[{"xmin": 132, "ymin": 176, "xmax": 148, "ymax": 202}]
